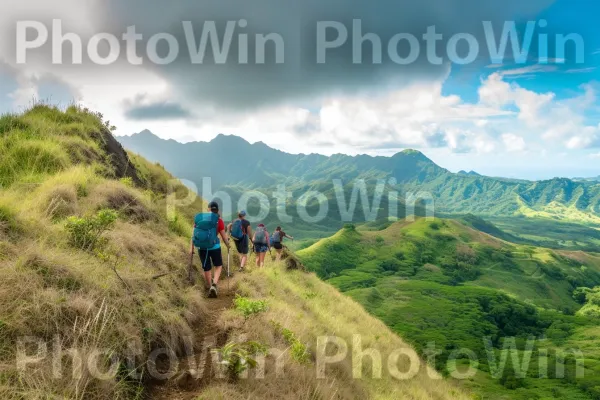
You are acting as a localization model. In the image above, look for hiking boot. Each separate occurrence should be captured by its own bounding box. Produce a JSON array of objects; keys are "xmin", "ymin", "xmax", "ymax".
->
[{"xmin": 208, "ymin": 283, "xmax": 218, "ymax": 298}]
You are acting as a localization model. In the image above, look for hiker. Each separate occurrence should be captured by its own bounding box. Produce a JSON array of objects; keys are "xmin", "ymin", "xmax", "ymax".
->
[
  {"xmin": 271, "ymin": 226, "xmax": 294, "ymax": 261},
  {"xmin": 252, "ymin": 223, "xmax": 270, "ymax": 268},
  {"xmin": 227, "ymin": 210, "xmax": 252, "ymax": 271},
  {"xmin": 192, "ymin": 201, "xmax": 229, "ymax": 298}
]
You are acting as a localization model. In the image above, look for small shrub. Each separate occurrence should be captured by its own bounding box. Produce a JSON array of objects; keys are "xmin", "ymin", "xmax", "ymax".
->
[
  {"xmin": 572, "ymin": 287, "xmax": 591, "ymax": 304},
  {"xmin": 217, "ymin": 341, "xmax": 267, "ymax": 380},
  {"xmin": 65, "ymin": 209, "xmax": 118, "ymax": 251},
  {"xmin": 119, "ymin": 177, "xmax": 134, "ymax": 187},
  {"xmin": 233, "ymin": 295, "xmax": 268, "ymax": 319}
]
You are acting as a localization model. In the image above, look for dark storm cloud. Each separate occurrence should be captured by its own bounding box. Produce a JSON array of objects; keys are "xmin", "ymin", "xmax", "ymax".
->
[
  {"xmin": 4, "ymin": 0, "xmax": 556, "ymax": 114},
  {"xmin": 89, "ymin": 0, "xmax": 554, "ymax": 112},
  {"xmin": 123, "ymin": 98, "xmax": 192, "ymax": 120}
]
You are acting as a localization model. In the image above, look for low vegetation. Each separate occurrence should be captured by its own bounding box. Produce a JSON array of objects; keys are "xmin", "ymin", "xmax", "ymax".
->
[{"xmin": 298, "ymin": 219, "xmax": 600, "ymax": 399}]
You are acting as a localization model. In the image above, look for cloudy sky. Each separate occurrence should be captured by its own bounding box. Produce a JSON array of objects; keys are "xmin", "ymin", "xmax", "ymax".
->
[{"xmin": 1, "ymin": 0, "xmax": 599, "ymax": 179}]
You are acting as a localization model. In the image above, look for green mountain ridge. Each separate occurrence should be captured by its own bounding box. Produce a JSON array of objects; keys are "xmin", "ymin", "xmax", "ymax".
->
[{"xmin": 118, "ymin": 131, "xmax": 600, "ymax": 227}]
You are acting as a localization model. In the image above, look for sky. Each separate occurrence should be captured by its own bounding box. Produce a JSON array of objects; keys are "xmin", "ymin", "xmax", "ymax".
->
[{"xmin": 0, "ymin": 0, "xmax": 599, "ymax": 180}]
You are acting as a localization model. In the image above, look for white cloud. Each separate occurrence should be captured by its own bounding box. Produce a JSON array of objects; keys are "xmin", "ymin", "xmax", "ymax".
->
[
  {"xmin": 501, "ymin": 133, "xmax": 526, "ymax": 152},
  {"xmin": 498, "ymin": 65, "xmax": 558, "ymax": 77},
  {"xmin": 565, "ymin": 67, "xmax": 597, "ymax": 74}
]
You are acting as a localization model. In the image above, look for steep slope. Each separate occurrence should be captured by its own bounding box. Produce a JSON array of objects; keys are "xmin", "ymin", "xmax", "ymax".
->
[
  {"xmin": 118, "ymin": 131, "xmax": 600, "ymax": 227},
  {"xmin": 0, "ymin": 106, "xmax": 470, "ymax": 399},
  {"xmin": 297, "ymin": 219, "xmax": 600, "ymax": 399}
]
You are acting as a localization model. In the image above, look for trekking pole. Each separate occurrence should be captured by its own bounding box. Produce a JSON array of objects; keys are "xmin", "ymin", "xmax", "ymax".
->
[
  {"xmin": 188, "ymin": 239, "xmax": 195, "ymax": 284},
  {"xmin": 227, "ymin": 246, "xmax": 231, "ymax": 292}
]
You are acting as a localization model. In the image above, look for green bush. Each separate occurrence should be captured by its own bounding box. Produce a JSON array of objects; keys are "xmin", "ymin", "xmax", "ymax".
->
[
  {"xmin": 217, "ymin": 341, "xmax": 267, "ymax": 379},
  {"xmin": 65, "ymin": 209, "xmax": 117, "ymax": 251},
  {"xmin": 233, "ymin": 295, "xmax": 268, "ymax": 319},
  {"xmin": 572, "ymin": 287, "xmax": 591, "ymax": 304}
]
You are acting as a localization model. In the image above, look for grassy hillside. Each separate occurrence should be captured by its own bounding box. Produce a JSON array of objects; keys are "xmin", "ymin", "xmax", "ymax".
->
[
  {"xmin": 188, "ymin": 261, "xmax": 472, "ymax": 400},
  {"xmin": 297, "ymin": 219, "xmax": 600, "ymax": 399},
  {"xmin": 0, "ymin": 105, "xmax": 470, "ymax": 399}
]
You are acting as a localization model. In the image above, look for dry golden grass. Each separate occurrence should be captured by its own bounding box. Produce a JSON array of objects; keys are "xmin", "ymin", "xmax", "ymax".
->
[{"xmin": 86, "ymin": 181, "xmax": 156, "ymax": 223}]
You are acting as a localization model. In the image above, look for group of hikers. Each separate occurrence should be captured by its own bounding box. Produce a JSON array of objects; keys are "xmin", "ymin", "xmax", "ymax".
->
[{"xmin": 191, "ymin": 201, "xmax": 293, "ymax": 298}]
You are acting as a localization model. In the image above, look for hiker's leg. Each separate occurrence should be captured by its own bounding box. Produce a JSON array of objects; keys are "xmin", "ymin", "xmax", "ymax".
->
[
  {"xmin": 276, "ymin": 248, "xmax": 282, "ymax": 261},
  {"xmin": 211, "ymin": 249, "xmax": 223, "ymax": 284},
  {"xmin": 260, "ymin": 253, "xmax": 266, "ymax": 267},
  {"xmin": 240, "ymin": 237, "xmax": 248, "ymax": 269},
  {"xmin": 213, "ymin": 265, "xmax": 222, "ymax": 284},
  {"xmin": 203, "ymin": 270, "xmax": 212, "ymax": 288},
  {"xmin": 199, "ymin": 249, "xmax": 212, "ymax": 289}
]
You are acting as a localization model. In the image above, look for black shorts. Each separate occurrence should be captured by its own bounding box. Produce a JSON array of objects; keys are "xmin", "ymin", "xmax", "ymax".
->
[
  {"xmin": 273, "ymin": 242, "xmax": 283, "ymax": 250},
  {"xmin": 234, "ymin": 236, "xmax": 249, "ymax": 255},
  {"xmin": 198, "ymin": 248, "xmax": 223, "ymax": 272}
]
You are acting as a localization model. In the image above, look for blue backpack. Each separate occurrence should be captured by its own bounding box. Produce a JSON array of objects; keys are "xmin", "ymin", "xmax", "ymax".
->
[
  {"xmin": 193, "ymin": 213, "xmax": 220, "ymax": 249},
  {"xmin": 254, "ymin": 226, "xmax": 268, "ymax": 245},
  {"xmin": 231, "ymin": 219, "xmax": 245, "ymax": 240},
  {"xmin": 271, "ymin": 231, "xmax": 281, "ymax": 243}
]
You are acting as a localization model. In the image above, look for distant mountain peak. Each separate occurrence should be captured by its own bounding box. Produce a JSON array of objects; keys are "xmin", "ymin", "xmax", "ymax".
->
[
  {"xmin": 458, "ymin": 170, "xmax": 482, "ymax": 177},
  {"xmin": 211, "ymin": 133, "xmax": 251, "ymax": 146},
  {"xmin": 131, "ymin": 129, "xmax": 159, "ymax": 139},
  {"xmin": 400, "ymin": 149, "xmax": 424, "ymax": 156}
]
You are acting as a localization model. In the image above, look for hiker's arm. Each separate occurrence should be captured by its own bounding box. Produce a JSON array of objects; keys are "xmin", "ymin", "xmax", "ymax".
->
[
  {"xmin": 219, "ymin": 229, "xmax": 230, "ymax": 248},
  {"xmin": 247, "ymin": 226, "xmax": 254, "ymax": 243}
]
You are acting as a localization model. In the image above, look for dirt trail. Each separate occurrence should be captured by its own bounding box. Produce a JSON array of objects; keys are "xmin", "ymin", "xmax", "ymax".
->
[{"xmin": 149, "ymin": 275, "xmax": 237, "ymax": 400}]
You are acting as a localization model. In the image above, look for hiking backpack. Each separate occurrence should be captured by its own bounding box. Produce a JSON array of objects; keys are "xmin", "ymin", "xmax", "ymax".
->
[
  {"xmin": 231, "ymin": 219, "xmax": 245, "ymax": 240},
  {"xmin": 193, "ymin": 212, "xmax": 220, "ymax": 249},
  {"xmin": 271, "ymin": 231, "xmax": 281, "ymax": 244},
  {"xmin": 254, "ymin": 226, "xmax": 268, "ymax": 245}
]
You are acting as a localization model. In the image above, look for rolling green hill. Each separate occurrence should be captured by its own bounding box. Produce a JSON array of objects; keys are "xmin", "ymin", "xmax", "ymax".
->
[
  {"xmin": 118, "ymin": 131, "xmax": 600, "ymax": 230},
  {"xmin": 297, "ymin": 219, "xmax": 600, "ymax": 399}
]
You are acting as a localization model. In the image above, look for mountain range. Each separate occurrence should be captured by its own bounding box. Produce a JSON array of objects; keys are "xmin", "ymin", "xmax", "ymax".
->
[{"xmin": 118, "ymin": 131, "xmax": 600, "ymax": 227}]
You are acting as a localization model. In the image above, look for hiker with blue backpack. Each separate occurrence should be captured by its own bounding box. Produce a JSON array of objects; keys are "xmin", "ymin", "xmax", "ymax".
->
[
  {"xmin": 227, "ymin": 210, "xmax": 252, "ymax": 272},
  {"xmin": 271, "ymin": 226, "xmax": 294, "ymax": 261},
  {"xmin": 252, "ymin": 223, "xmax": 270, "ymax": 268},
  {"xmin": 191, "ymin": 201, "xmax": 230, "ymax": 298}
]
